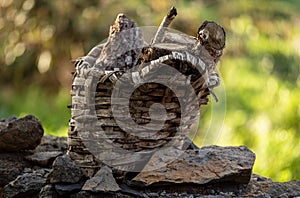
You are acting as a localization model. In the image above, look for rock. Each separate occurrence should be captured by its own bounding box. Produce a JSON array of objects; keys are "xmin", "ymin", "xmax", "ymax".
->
[
  {"xmin": 0, "ymin": 134, "xmax": 67, "ymax": 187},
  {"xmin": 35, "ymin": 135, "xmax": 67, "ymax": 152},
  {"xmin": 3, "ymin": 168, "xmax": 50, "ymax": 198},
  {"xmin": 0, "ymin": 153, "xmax": 31, "ymax": 186},
  {"xmin": 82, "ymin": 166, "xmax": 120, "ymax": 192},
  {"xmin": 55, "ymin": 182, "xmax": 85, "ymax": 196},
  {"xmin": 48, "ymin": 154, "xmax": 84, "ymax": 183},
  {"xmin": 0, "ymin": 115, "xmax": 44, "ymax": 152},
  {"xmin": 241, "ymin": 175, "xmax": 300, "ymax": 197},
  {"xmin": 39, "ymin": 184, "xmax": 58, "ymax": 198},
  {"xmin": 25, "ymin": 151, "xmax": 63, "ymax": 167},
  {"xmin": 131, "ymin": 145, "xmax": 256, "ymax": 187}
]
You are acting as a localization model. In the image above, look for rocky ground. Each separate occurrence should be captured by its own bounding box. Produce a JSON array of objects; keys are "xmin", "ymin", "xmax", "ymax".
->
[{"xmin": 0, "ymin": 115, "xmax": 299, "ymax": 198}]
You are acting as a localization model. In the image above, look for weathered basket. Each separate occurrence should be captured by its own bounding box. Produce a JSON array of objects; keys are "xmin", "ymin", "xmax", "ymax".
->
[
  {"xmin": 67, "ymin": 13, "xmax": 223, "ymax": 176},
  {"xmin": 69, "ymin": 49, "xmax": 212, "ymax": 174}
]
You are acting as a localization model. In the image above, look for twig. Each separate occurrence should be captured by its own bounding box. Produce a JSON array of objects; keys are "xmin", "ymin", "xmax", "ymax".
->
[{"xmin": 151, "ymin": 6, "xmax": 177, "ymax": 44}]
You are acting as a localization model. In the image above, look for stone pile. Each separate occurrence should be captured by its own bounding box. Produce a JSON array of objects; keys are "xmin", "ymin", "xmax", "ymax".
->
[{"xmin": 0, "ymin": 117, "xmax": 299, "ymax": 197}]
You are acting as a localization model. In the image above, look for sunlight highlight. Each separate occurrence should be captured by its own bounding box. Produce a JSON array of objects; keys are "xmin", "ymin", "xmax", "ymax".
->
[{"xmin": 37, "ymin": 51, "xmax": 52, "ymax": 73}]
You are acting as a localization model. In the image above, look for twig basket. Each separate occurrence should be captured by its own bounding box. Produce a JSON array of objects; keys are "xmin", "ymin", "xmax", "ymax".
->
[{"xmin": 67, "ymin": 10, "xmax": 224, "ymax": 175}]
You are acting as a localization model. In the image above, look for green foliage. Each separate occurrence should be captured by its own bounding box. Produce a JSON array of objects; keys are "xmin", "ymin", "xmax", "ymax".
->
[
  {"xmin": 0, "ymin": 86, "xmax": 70, "ymax": 136},
  {"xmin": 0, "ymin": 0, "xmax": 299, "ymax": 182}
]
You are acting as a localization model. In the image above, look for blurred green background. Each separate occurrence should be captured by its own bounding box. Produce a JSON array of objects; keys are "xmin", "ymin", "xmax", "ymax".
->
[{"xmin": 0, "ymin": 0, "xmax": 299, "ymax": 182}]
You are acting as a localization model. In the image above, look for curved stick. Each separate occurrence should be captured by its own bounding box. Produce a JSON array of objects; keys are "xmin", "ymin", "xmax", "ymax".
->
[{"xmin": 151, "ymin": 6, "xmax": 177, "ymax": 44}]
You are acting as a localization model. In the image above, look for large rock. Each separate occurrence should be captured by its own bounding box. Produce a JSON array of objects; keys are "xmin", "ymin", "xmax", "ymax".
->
[
  {"xmin": 3, "ymin": 168, "xmax": 50, "ymax": 198},
  {"xmin": 0, "ymin": 115, "xmax": 44, "ymax": 152},
  {"xmin": 48, "ymin": 154, "xmax": 84, "ymax": 184},
  {"xmin": 131, "ymin": 145, "xmax": 256, "ymax": 187}
]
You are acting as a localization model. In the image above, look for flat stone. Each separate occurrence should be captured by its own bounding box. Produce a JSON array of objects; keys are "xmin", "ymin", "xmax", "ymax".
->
[
  {"xmin": 82, "ymin": 166, "xmax": 120, "ymax": 192},
  {"xmin": 48, "ymin": 154, "xmax": 83, "ymax": 184},
  {"xmin": 0, "ymin": 115, "xmax": 44, "ymax": 152},
  {"xmin": 25, "ymin": 151, "xmax": 63, "ymax": 167},
  {"xmin": 131, "ymin": 145, "xmax": 256, "ymax": 187},
  {"xmin": 3, "ymin": 168, "xmax": 50, "ymax": 198}
]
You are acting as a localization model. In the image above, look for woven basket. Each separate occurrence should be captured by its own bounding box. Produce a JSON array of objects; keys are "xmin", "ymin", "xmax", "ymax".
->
[{"xmin": 67, "ymin": 17, "xmax": 223, "ymax": 174}]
